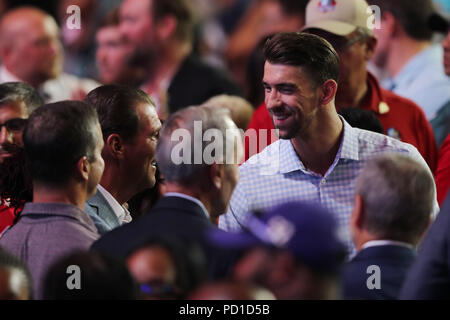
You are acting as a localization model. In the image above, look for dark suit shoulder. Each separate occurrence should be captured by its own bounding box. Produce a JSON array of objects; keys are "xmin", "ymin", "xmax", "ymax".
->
[{"xmin": 342, "ymin": 245, "xmax": 416, "ymax": 300}]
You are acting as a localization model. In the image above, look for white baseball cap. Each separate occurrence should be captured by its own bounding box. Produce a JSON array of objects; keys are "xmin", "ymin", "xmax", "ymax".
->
[{"xmin": 302, "ymin": 0, "xmax": 374, "ymax": 36}]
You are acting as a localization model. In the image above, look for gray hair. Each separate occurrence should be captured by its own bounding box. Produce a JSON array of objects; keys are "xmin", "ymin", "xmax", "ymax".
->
[
  {"xmin": 0, "ymin": 82, "xmax": 44, "ymax": 114},
  {"xmin": 355, "ymin": 154, "xmax": 435, "ymax": 243},
  {"xmin": 156, "ymin": 105, "xmax": 243, "ymax": 184}
]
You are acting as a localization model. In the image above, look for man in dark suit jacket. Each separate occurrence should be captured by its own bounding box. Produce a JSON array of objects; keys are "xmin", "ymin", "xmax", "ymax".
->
[
  {"xmin": 92, "ymin": 104, "xmax": 243, "ymax": 278},
  {"xmin": 399, "ymin": 195, "xmax": 450, "ymax": 299},
  {"xmin": 342, "ymin": 154, "xmax": 435, "ymax": 300},
  {"xmin": 83, "ymin": 85, "xmax": 162, "ymax": 234}
]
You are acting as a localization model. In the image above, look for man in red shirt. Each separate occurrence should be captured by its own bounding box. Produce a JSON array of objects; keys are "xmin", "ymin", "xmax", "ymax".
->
[
  {"xmin": 0, "ymin": 82, "xmax": 43, "ymax": 235},
  {"xmin": 247, "ymin": 0, "xmax": 438, "ymax": 173}
]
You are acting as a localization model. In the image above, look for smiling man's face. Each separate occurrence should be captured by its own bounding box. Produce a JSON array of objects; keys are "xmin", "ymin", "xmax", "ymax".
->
[{"xmin": 263, "ymin": 62, "xmax": 322, "ymax": 139}]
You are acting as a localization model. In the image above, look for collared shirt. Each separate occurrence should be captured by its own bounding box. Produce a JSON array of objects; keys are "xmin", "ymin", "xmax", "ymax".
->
[
  {"xmin": 0, "ymin": 202, "xmax": 99, "ymax": 299},
  {"xmin": 382, "ymin": 44, "xmax": 450, "ymax": 121},
  {"xmin": 0, "ymin": 65, "xmax": 100, "ymax": 103},
  {"xmin": 362, "ymin": 240, "xmax": 415, "ymax": 251},
  {"xmin": 219, "ymin": 118, "xmax": 438, "ymax": 256},
  {"xmin": 97, "ymin": 185, "xmax": 132, "ymax": 224},
  {"xmin": 164, "ymin": 192, "xmax": 210, "ymax": 219}
]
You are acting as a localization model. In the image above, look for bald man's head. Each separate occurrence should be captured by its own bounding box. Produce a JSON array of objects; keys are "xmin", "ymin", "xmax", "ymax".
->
[{"xmin": 0, "ymin": 7, "xmax": 63, "ymax": 87}]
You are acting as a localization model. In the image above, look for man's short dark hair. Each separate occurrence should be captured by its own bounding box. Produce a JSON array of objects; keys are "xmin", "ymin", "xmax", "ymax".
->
[
  {"xmin": 152, "ymin": 0, "xmax": 194, "ymax": 42},
  {"xmin": 23, "ymin": 101, "xmax": 100, "ymax": 186},
  {"xmin": 368, "ymin": 0, "xmax": 436, "ymax": 41},
  {"xmin": 84, "ymin": 84, "xmax": 155, "ymax": 143},
  {"xmin": 0, "ymin": 82, "xmax": 44, "ymax": 114},
  {"xmin": 263, "ymin": 32, "xmax": 340, "ymax": 86}
]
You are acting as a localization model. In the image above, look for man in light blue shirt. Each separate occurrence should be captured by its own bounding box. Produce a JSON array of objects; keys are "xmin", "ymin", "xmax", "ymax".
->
[
  {"xmin": 219, "ymin": 32, "xmax": 437, "ymax": 255},
  {"xmin": 369, "ymin": 0, "xmax": 450, "ymax": 145}
]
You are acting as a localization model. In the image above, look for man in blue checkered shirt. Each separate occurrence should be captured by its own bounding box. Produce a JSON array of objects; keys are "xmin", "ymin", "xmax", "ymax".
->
[{"xmin": 219, "ymin": 32, "xmax": 438, "ymax": 255}]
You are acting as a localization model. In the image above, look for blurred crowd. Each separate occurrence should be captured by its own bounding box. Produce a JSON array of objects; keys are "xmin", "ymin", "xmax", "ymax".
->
[{"xmin": 0, "ymin": 0, "xmax": 449, "ymax": 300}]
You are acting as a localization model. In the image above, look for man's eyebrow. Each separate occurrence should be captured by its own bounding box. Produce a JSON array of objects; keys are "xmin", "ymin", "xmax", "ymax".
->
[{"xmin": 275, "ymin": 83, "xmax": 297, "ymax": 90}]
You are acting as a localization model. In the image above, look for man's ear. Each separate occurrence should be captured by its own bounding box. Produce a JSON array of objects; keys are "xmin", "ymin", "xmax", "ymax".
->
[
  {"xmin": 156, "ymin": 14, "xmax": 177, "ymax": 40},
  {"xmin": 320, "ymin": 79, "xmax": 338, "ymax": 106},
  {"xmin": 351, "ymin": 194, "xmax": 365, "ymax": 231},
  {"xmin": 77, "ymin": 156, "xmax": 90, "ymax": 181},
  {"xmin": 106, "ymin": 134, "xmax": 124, "ymax": 160},
  {"xmin": 210, "ymin": 162, "xmax": 224, "ymax": 190}
]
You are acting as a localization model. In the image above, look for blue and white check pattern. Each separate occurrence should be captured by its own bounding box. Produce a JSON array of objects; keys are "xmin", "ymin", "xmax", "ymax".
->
[{"xmin": 219, "ymin": 119, "xmax": 438, "ymax": 256}]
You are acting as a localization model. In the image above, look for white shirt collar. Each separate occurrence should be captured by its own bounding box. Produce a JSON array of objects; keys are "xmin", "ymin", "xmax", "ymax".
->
[
  {"xmin": 0, "ymin": 65, "xmax": 23, "ymax": 83},
  {"xmin": 362, "ymin": 240, "xmax": 415, "ymax": 251},
  {"xmin": 164, "ymin": 192, "xmax": 210, "ymax": 219},
  {"xmin": 97, "ymin": 185, "xmax": 132, "ymax": 224}
]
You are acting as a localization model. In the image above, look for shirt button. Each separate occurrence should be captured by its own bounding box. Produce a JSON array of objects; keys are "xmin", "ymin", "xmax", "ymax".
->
[{"xmin": 320, "ymin": 179, "xmax": 327, "ymax": 185}]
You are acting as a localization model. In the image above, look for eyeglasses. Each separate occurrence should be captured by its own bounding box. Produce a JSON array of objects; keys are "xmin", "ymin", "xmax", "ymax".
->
[{"xmin": 0, "ymin": 118, "xmax": 27, "ymax": 132}]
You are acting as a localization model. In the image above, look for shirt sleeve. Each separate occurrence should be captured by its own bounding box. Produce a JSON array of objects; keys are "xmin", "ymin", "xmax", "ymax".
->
[{"xmin": 219, "ymin": 169, "xmax": 250, "ymax": 232}]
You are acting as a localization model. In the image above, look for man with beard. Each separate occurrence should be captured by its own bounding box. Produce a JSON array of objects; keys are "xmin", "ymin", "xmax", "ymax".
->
[
  {"xmin": 219, "ymin": 32, "xmax": 437, "ymax": 256},
  {"xmin": 119, "ymin": 0, "xmax": 242, "ymax": 115},
  {"xmin": 0, "ymin": 82, "xmax": 43, "ymax": 235}
]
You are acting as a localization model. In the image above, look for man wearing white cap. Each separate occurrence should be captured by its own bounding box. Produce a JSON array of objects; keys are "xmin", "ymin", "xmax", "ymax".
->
[{"xmin": 302, "ymin": 0, "xmax": 438, "ymax": 173}]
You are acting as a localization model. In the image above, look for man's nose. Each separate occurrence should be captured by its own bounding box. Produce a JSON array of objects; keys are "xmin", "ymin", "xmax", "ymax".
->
[
  {"xmin": 266, "ymin": 90, "xmax": 282, "ymax": 110},
  {"xmin": 0, "ymin": 126, "xmax": 9, "ymax": 144}
]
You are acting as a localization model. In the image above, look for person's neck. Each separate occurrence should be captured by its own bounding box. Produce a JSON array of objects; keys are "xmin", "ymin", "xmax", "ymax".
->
[
  {"xmin": 164, "ymin": 184, "xmax": 212, "ymax": 217},
  {"xmin": 142, "ymin": 40, "xmax": 191, "ymax": 93},
  {"xmin": 291, "ymin": 110, "xmax": 343, "ymax": 177},
  {"xmin": 32, "ymin": 182, "xmax": 86, "ymax": 211},
  {"xmin": 386, "ymin": 37, "xmax": 430, "ymax": 78},
  {"xmin": 99, "ymin": 168, "xmax": 136, "ymax": 205}
]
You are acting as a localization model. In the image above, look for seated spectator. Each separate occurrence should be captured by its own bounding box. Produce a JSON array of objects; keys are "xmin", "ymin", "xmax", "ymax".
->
[
  {"xmin": 126, "ymin": 237, "xmax": 206, "ymax": 300},
  {"xmin": 247, "ymin": 0, "xmax": 439, "ymax": 173},
  {"xmin": 119, "ymin": 0, "xmax": 242, "ymax": 114},
  {"xmin": 95, "ymin": 8, "xmax": 146, "ymax": 86},
  {"xmin": 43, "ymin": 251, "xmax": 137, "ymax": 300},
  {"xmin": 84, "ymin": 85, "xmax": 161, "ymax": 235},
  {"xmin": 0, "ymin": 101, "xmax": 104, "ymax": 299},
  {"xmin": 0, "ymin": 247, "xmax": 32, "ymax": 300},
  {"xmin": 0, "ymin": 82, "xmax": 43, "ymax": 234},
  {"xmin": 0, "ymin": 6, "xmax": 99, "ymax": 102},
  {"xmin": 400, "ymin": 194, "xmax": 450, "ymax": 299},
  {"xmin": 202, "ymin": 94, "xmax": 254, "ymax": 131},
  {"xmin": 92, "ymin": 105, "xmax": 244, "ymax": 279},
  {"xmin": 368, "ymin": 0, "xmax": 450, "ymax": 146},
  {"xmin": 338, "ymin": 108, "xmax": 384, "ymax": 134},
  {"xmin": 343, "ymin": 154, "xmax": 435, "ymax": 300},
  {"xmin": 211, "ymin": 201, "xmax": 347, "ymax": 300}
]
